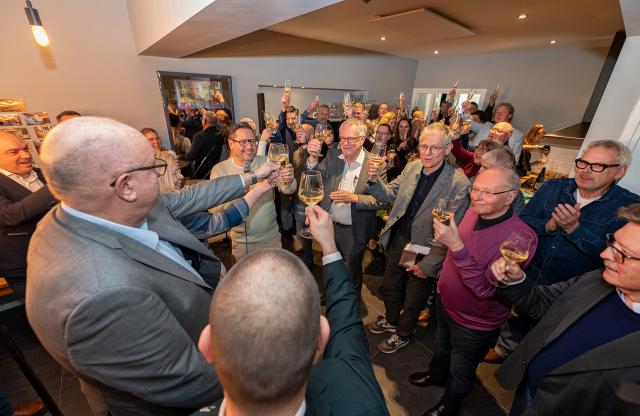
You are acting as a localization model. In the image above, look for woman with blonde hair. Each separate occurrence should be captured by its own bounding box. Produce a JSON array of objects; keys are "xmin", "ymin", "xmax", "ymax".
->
[
  {"xmin": 518, "ymin": 123, "xmax": 549, "ymax": 175},
  {"xmin": 156, "ymin": 150, "xmax": 274, "ymax": 239}
]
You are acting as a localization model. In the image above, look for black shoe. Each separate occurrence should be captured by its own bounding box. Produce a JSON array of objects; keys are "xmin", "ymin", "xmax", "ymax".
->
[
  {"xmin": 409, "ymin": 371, "xmax": 445, "ymax": 387},
  {"xmin": 422, "ymin": 403, "xmax": 452, "ymax": 416}
]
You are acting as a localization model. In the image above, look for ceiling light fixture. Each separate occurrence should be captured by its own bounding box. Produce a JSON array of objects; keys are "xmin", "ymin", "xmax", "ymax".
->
[
  {"xmin": 549, "ymin": 40, "xmax": 558, "ymax": 44},
  {"xmin": 517, "ymin": 14, "xmax": 528, "ymax": 20},
  {"xmin": 380, "ymin": 36, "xmax": 387, "ymax": 41},
  {"xmin": 434, "ymin": 50, "xmax": 439, "ymax": 55},
  {"xmin": 24, "ymin": 0, "xmax": 49, "ymax": 47}
]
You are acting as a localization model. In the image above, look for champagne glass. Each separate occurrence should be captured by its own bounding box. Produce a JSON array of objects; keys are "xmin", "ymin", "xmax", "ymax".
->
[
  {"xmin": 268, "ymin": 143, "xmax": 288, "ymax": 168},
  {"xmin": 369, "ymin": 143, "xmax": 386, "ymax": 180},
  {"xmin": 264, "ymin": 112, "xmax": 276, "ymax": 138},
  {"xmin": 284, "ymin": 80, "xmax": 292, "ymax": 96},
  {"xmin": 491, "ymin": 232, "xmax": 534, "ymax": 287},
  {"xmin": 387, "ymin": 143, "xmax": 397, "ymax": 168},
  {"xmin": 298, "ymin": 170, "xmax": 324, "ymax": 239},
  {"xmin": 431, "ymin": 198, "xmax": 453, "ymax": 247},
  {"xmin": 312, "ymin": 124, "xmax": 327, "ymax": 158}
]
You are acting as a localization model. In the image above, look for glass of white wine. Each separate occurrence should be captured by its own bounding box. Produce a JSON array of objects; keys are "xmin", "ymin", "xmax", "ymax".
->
[
  {"xmin": 368, "ymin": 143, "xmax": 386, "ymax": 180},
  {"xmin": 298, "ymin": 170, "xmax": 324, "ymax": 239},
  {"xmin": 268, "ymin": 143, "xmax": 288, "ymax": 168},
  {"xmin": 492, "ymin": 232, "xmax": 534, "ymax": 287},
  {"xmin": 431, "ymin": 198, "xmax": 453, "ymax": 247},
  {"xmin": 284, "ymin": 80, "xmax": 292, "ymax": 95}
]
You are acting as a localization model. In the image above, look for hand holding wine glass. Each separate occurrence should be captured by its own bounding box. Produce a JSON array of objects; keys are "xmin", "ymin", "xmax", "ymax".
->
[
  {"xmin": 430, "ymin": 199, "xmax": 454, "ymax": 247},
  {"xmin": 489, "ymin": 232, "xmax": 533, "ymax": 286},
  {"xmin": 368, "ymin": 143, "xmax": 387, "ymax": 180},
  {"xmin": 298, "ymin": 170, "xmax": 324, "ymax": 239}
]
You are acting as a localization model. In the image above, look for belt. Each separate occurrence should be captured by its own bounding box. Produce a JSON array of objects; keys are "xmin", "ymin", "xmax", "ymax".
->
[{"xmin": 333, "ymin": 222, "xmax": 352, "ymax": 228}]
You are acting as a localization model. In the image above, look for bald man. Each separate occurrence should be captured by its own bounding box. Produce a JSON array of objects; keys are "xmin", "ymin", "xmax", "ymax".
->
[
  {"xmin": 25, "ymin": 117, "xmax": 278, "ymax": 416},
  {"xmin": 0, "ymin": 132, "xmax": 56, "ymax": 294}
]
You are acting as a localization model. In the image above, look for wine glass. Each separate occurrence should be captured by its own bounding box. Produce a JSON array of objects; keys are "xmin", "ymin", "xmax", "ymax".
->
[
  {"xmin": 298, "ymin": 170, "xmax": 324, "ymax": 239},
  {"xmin": 264, "ymin": 112, "xmax": 276, "ymax": 138},
  {"xmin": 491, "ymin": 232, "xmax": 534, "ymax": 287},
  {"xmin": 431, "ymin": 198, "xmax": 453, "ymax": 247},
  {"xmin": 284, "ymin": 80, "xmax": 292, "ymax": 95},
  {"xmin": 369, "ymin": 143, "xmax": 387, "ymax": 180},
  {"xmin": 268, "ymin": 143, "xmax": 288, "ymax": 168}
]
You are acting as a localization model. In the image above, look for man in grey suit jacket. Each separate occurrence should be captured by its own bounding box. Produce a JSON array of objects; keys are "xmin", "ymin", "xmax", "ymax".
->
[
  {"xmin": 366, "ymin": 123, "xmax": 470, "ymax": 354},
  {"xmin": 306, "ymin": 118, "xmax": 386, "ymax": 297},
  {"xmin": 25, "ymin": 117, "xmax": 278, "ymax": 416}
]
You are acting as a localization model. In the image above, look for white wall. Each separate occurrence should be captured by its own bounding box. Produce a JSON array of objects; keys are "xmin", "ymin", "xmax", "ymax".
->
[
  {"xmin": 583, "ymin": 36, "xmax": 640, "ymax": 194},
  {"xmin": 413, "ymin": 48, "xmax": 608, "ymax": 133},
  {"xmin": 0, "ymin": 0, "xmax": 416, "ymax": 147}
]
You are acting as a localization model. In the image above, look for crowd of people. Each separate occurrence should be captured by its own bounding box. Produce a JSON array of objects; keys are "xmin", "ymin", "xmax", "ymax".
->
[{"xmin": 0, "ymin": 85, "xmax": 639, "ymax": 416}]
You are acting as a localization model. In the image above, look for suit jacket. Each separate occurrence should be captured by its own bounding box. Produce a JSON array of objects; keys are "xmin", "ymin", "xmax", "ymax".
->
[
  {"xmin": 0, "ymin": 169, "xmax": 56, "ymax": 277},
  {"xmin": 496, "ymin": 270, "xmax": 640, "ymax": 415},
  {"xmin": 366, "ymin": 160, "xmax": 470, "ymax": 278},
  {"xmin": 26, "ymin": 176, "xmax": 247, "ymax": 416},
  {"xmin": 184, "ymin": 125, "xmax": 226, "ymax": 179},
  {"xmin": 306, "ymin": 259, "xmax": 388, "ymax": 415},
  {"xmin": 314, "ymin": 147, "xmax": 387, "ymax": 245}
]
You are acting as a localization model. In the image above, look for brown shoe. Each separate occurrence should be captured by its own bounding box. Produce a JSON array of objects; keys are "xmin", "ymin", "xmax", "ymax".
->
[
  {"xmin": 13, "ymin": 402, "xmax": 46, "ymax": 416},
  {"xmin": 417, "ymin": 309, "xmax": 430, "ymax": 327},
  {"xmin": 483, "ymin": 348, "xmax": 505, "ymax": 364}
]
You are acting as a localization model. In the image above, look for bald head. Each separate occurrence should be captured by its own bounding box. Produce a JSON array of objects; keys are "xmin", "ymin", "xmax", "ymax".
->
[
  {"xmin": 488, "ymin": 122, "xmax": 513, "ymax": 144},
  {"xmin": 208, "ymin": 249, "xmax": 320, "ymax": 406},
  {"xmin": 0, "ymin": 132, "xmax": 34, "ymax": 177},
  {"xmin": 41, "ymin": 117, "xmax": 154, "ymax": 208}
]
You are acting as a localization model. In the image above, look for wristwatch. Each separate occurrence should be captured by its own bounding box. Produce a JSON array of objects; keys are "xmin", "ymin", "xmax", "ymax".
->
[{"xmin": 250, "ymin": 172, "xmax": 258, "ymax": 185}]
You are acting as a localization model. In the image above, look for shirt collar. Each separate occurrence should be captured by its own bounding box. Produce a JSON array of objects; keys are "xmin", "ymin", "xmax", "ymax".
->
[
  {"xmin": 616, "ymin": 289, "xmax": 640, "ymax": 314},
  {"xmin": 0, "ymin": 167, "xmax": 38, "ymax": 182},
  {"xmin": 218, "ymin": 398, "xmax": 306, "ymax": 416}
]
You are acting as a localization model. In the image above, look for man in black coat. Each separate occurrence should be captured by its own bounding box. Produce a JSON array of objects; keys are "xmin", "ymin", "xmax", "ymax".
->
[
  {"xmin": 198, "ymin": 205, "xmax": 388, "ymax": 415},
  {"xmin": 0, "ymin": 132, "xmax": 56, "ymax": 294},
  {"xmin": 181, "ymin": 111, "xmax": 226, "ymax": 179},
  {"xmin": 490, "ymin": 203, "xmax": 640, "ymax": 416}
]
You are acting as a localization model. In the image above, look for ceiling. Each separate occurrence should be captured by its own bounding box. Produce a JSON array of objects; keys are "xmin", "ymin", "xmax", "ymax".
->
[{"xmin": 187, "ymin": 0, "xmax": 624, "ymax": 60}]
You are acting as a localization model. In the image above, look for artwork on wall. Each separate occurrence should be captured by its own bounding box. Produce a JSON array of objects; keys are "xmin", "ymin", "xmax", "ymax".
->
[{"xmin": 0, "ymin": 109, "xmax": 54, "ymax": 166}]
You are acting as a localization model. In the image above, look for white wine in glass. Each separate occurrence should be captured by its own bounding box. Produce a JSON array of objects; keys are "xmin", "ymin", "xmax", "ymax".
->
[
  {"xmin": 298, "ymin": 170, "xmax": 324, "ymax": 239},
  {"xmin": 490, "ymin": 232, "xmax": 534, "ymax": 287},
  {"xmin": 268, "ymin": 143, "xmax": 288, "ymax": 167},
  {"xmin": 369, "ymin": 143, "xmax": 387, "ymax": 180},
  {"xmin": 431, "ymin": 198, "xmax": 453, "ymax": 246}
]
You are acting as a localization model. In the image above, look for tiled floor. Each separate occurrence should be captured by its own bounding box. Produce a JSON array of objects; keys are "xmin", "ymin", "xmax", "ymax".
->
[{"xmin": 0, "ymin": 240, "xmax": 513, "ymax": 415}]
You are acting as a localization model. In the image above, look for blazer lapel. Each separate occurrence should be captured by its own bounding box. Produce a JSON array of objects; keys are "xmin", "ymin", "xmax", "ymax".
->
[
  {"xmin": 354, "ymin": 151, "xmax": 370, "ymax": 194},
  {"xmin": 416, "ymin": 162, "xmax": 452, "ymax": 215}
]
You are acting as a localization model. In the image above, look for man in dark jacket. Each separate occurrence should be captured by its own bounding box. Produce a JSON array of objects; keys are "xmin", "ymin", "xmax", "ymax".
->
[
  {"xmin": 490, "ymin": 203, "xmax": 640, "ymax": 416},
  {"xmin": 198, "ymin": 205, "xmax": 388, "ymax": 415},
  {"xmin": 0, "ymin": 132, "xmax": 56, "ymax": 295},
  {"xmin": 181, "ymin": 111, "xmax": 227, "ymax": 179}
]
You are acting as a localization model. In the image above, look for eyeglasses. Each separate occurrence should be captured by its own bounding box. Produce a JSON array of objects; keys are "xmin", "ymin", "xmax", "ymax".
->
[
  {"xmin": 229, "ymin": 138, "xmax": 258, "ymax": 147},
  {"xmin": 470, "ymin": 187, "xmax": 514, "ymax": 197},
  {"xmin": 605, "ymin": 233, "xmax": 640, "ymax": 264},
  {"xmin": 109, "ymin": 158, "xmax": 168, "ymax": 187},
  {"xmin": 575, "ymin": 158, "xmax": 620, "ymax": 173},
  {"xmin": 339, "ymin": 136, "xmax": 363, "ymax": 144},
  {"xmin": 417, "ymin": 144, "xmax": 445, "ymax": 153}
]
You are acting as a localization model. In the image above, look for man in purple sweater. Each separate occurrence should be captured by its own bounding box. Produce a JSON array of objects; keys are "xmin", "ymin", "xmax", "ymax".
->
[{"xmin": 409, "ymin": 167, "xmax": 538, "ymax": 416}]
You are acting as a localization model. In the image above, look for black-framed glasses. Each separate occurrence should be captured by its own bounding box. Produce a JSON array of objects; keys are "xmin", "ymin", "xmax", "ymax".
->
[
  {"xmin": 109, "ymin": 158, "xmax": 168, "ymax": 187},
  {"xmin": 229, "ymin": 138, "xmax": 258, "ymax": 147},
  {"xmin": 470, "ymin": 187, "xmax": 514, "ymax": 197},
  {"xmin": 605, "ymin": 233, "xmax": 640, "ymax": 264},
  {"xmin": 575, "ymin": 158, "xmax": 620, "ymax": 173},
  {"xmin": 339, "ymin": 136, "xmax": 364, "ymax": 144}
]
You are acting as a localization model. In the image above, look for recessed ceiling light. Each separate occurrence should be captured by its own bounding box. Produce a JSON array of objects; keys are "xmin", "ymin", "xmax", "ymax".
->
[
  {"xmin": 434, "ymin": 50, "xmax": 439, "ymax": 54},
  {"xmin": 380, "ymin": 36, "xmax": 387, "ymax": 41},
  {"xmin": 549, "ymin": 39, "xmax": 558, "ymax": 44},
  {"xmin": 517, "ymin": 14, "xmax": 528, "ymax": 20},
  {"xmin": 301, "ymin": 86, "xmax": 305, "ymax": 89}
]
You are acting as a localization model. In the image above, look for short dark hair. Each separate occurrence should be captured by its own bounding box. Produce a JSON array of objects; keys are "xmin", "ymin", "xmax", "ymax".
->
[
  {"xmin": 56, "ymin": 110, "xmax": 81, "ymax": 123},
  {"xmin": 228, "ymin": 122, "xmax": 255, "ymax": 141},
  {"xmin": 285, "ymin": 106, "xmax": 299, "ymax": 115},
  {"xmin": 496, "ymin": 102, "xmax": 515, "ymax": 119},
  {"xmin": 470, "ymin": 102, "xmax": 479, "ymax": 111},
  {"xmin": 139, "ymin": 127, "xmax": 158, "ymax": 136},
  {"xmin": 376, "ymin": 123, "xmax": 391, "ymax": 133},
  {"xmin": 472, "ymin": 110, "xmax": 489, "ymax": 123}
]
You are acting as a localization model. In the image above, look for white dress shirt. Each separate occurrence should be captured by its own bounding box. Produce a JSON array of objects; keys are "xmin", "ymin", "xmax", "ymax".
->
[
  {"xmin": 329, "ymin": 149, "xmax": 365, "ymax": 226},
  {"xmin": 0, "ymin": 168, "xmax": 44, "ymax": 192},
  {"xmin": 218, "ymin": 399, "xmax": 306, "ymax": 416}
]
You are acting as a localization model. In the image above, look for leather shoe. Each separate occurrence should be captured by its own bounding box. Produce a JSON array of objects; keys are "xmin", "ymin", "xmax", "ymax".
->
[
  {"xmin": 409, "ymin": 371, "xmax": 445, "ymax": 387},
  {"xmin": 13, "ymin": 402, "xmax": 46, "ymax": 416},
  {"xmin": 422, "ymin": 403, "xmax": 451, "ymax": 416}
]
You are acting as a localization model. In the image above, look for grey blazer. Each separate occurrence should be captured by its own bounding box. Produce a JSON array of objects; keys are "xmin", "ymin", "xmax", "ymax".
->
[
  {"xmin": 26, "ymin": 175, "xmax": 247, "ymax": 416},
  {"xmin": 366, "ymin": 160, "xmax": 470, "ymax": 278},
  {"xmin": 314, "ymin": 147, "xmax": 387, "ymax": 245}
]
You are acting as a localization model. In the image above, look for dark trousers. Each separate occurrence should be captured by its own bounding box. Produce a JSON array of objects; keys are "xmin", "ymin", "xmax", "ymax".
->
[
  {"xmin": 333, "ymin": 223, "xmax": 366, "ymax": 296},
  {"xmin": 428, "ymin": 297, "xmax": 500, "ymax": 415},
  {"xmin": 382, "ymin": 233, "xmax": 435, "ymax": 338},
  {"xmin": 0, "ymin": 384, "xmax": 12, "ymax": 416}
]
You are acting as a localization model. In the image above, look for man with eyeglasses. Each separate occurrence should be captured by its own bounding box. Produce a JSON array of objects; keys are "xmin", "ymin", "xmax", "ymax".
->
[
  {"xmin": 306, "ymin": 118, "xmax": 387, "ymax": 299},
  {"xmin": 485, "ymin": 139, "xmax": 640, "ymax": 364},
  {"xmin": 211, "ymin": 123, "xmax": 296, "ymax": 261},
  {"xmin": 25, "ymin": 117, "xmax": 280, "ymax": 415},
  {"xmin": 490, "ymin": 203, "xmax": 640, "ymax": 416},
  {"xmin": 365, "ymin": 123, "xmax": 470, "ymax": 354},
  {"xmin": 407, "ymin": 167, "xmax": 537, "ymax": 416}
]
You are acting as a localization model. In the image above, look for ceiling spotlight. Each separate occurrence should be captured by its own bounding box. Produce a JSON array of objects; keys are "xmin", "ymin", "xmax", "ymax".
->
[
  {"xmin": 380, "ymin": 36, "xmax": 387, "ymax": 41},
  {"xmin": 434, "ymin": 50, "xmax": 439, "ymax": 55},
  {"xmin": 517, "ymin": 14, "xmax": 528, "ymax": 20},
  {"xmin": 25, "ymin": 0, "xmax": 50, "ymax": 47},
  {"xmin": 549, "ymin": 40, "xmax": 558, "ymax": 44}
]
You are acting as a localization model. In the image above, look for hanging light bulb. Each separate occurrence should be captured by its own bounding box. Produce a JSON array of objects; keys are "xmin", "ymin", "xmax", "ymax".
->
[{"xmin": 25, "ymin": 1, "xmax": 50, "ymax": 47}]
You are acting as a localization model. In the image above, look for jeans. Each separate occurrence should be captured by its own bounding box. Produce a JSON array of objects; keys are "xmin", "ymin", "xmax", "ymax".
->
[
  {"xmin": 0, "ymin": 384, "xmax": 12, "ymax": 416},
  {"xmin": 333, "ymin": 223, "xmax": 367, "ymax": 297},
  {"xmin": 382, "ymin": 233, "xmax": 435, "ymax": 338},
  {"xmin": 428, "ymin": 297, "xmax": 500, "ymax": 415},
  {"xmin": 494, "ymin": 314, "xmax": 534, "ymax": 358}
]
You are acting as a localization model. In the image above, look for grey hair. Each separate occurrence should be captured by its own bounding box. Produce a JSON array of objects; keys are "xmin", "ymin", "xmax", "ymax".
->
[
  {"xmin": 420, "ymin": 122, "xmax": 452, "ymax": 146},
  {"xmin": 583, "ymin": 139, "xmax": 632, "ymax": 167},
  {"xmin": 618, "ymin": 203, "xmax": 640, "ymax": 224},
  {"xmin": 482, "ymin": 167, "xmax": 520, "ymax": 192},
  {"xmin": 203, "ymin": 111, "xmax": 218, "ymax": 125},
  {"xmin": 340, "ymin": 118, "xmax": 368, "ymax": 137},
  {"xmin": 482, "ymin": 147, "xmax": 515, "ymax": 169}
]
